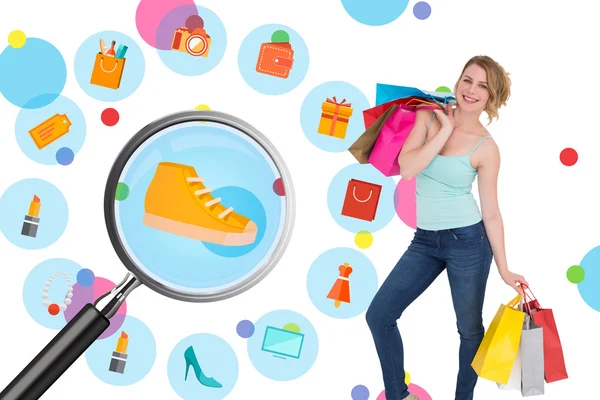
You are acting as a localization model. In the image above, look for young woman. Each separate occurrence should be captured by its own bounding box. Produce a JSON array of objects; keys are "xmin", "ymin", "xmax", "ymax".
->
[{"xmin": 366, "ymin": 55, "xmax": 528, "ymax": 400}]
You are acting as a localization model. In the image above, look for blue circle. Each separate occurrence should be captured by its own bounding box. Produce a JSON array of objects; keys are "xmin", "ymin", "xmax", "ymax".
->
[
  {"xmin": 157, "ymin": 5, "xmax": 227, "ymax": 76},
  {"xmin": 203, "ymin": 186, "xmax": 266, "ymax": 257},
  {"xmin": 168, "ymin": 333, "xmax": 238, "ymax": 399},
  {"xmin": 74, "ymin": 31, "xmax": 145, "ymax": 101},
  {"xmin": 85, "ymin": 315, "xmax": 156, "ymax": 386},
  {"xmin": 301, "ymin": 81, "xmax": 371, "ymax": 152},
  {"xmin": 413, "ymin": 1, "xmax": 432, "ymax": 20},
  {"xmin": 578, "ymin": 245, "xmax": 600, "ymax": 311},
  {"xmin": 307, "ymin": 247, "xmax": 378, "ymax": 319},
  {"xmin": 341, "ymin": 0, "xmax": 410, "ymax": 26},
  {"xmin": 77, "ymin": 268, "xmax": 95, "ymax": 287},
  {"xmin": 237, "ymin": 320, "xmax": 255, "ymax": 338},
  {"xmin": 351, "ymin": 384, "xmax": 370, "ymax": 400},
  {"xmin": 56, "ymin": 147, "xmax": 74, "ymax": 165},
  {"xmin": 0, "ymin": 38, "xmax": 66, "ymax": 109},
  {"xmin": 238, "ymin": 24, "xmax": 309, "ymax": 95},
  {"xmin": 115, "ymin": 122, "xmax": 285, "ymax": 294},
  {"xmin": 0, "ymin": 178, "xmax": 69, "ymax": 250},
  {"xmin": 23, "ymin": 259, "xmax": 83, "ymax": 329},
  {"xmin": 247, "ymin": 309, "xmax": 318, "ymax": 381},
  {"xmin": 327, "ymin": 163, "xmax": 396, "ymax": 233},
  {"xmin": 14, "ymin": 95, "xmax": 86, "ymax": 165}
]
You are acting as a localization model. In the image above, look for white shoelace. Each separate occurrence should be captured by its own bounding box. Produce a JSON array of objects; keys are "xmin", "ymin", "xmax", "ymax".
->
[{"xmin": 187, "ymin": 177, "xmax": 234, "ymax": 218}]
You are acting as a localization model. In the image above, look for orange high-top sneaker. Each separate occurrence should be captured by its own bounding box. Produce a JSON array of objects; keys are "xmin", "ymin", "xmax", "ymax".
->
[{"xmin": 143, "ymin": 162, "xmax": 257, "ymax": 246}]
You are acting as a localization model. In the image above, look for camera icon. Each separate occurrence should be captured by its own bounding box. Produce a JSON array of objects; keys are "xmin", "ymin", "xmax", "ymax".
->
[{"xmin": 171, "ymin": 27, "xmax": 211, "ymax": 57}]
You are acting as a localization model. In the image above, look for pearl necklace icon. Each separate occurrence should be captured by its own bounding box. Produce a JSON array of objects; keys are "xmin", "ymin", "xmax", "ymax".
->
[{"xmin": 41, "ymin": 272, "xmax": 74, "ymax": 316}]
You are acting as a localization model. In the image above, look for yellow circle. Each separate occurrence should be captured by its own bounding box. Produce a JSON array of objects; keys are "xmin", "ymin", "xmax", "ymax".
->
[
  {"xmin": 195, "ymin": 104, "xmax": 211, "ymax": 123},
  {"xmin": 8, "ymin": 30, "xmax": 26, "ymax": 49},
  {"xmin": 405, "ymin": 370, "xmax": 411, "ymax": 385},
  {"xmin": 354, "ymin": 231, "xmax": 373, "ymax": 249}
]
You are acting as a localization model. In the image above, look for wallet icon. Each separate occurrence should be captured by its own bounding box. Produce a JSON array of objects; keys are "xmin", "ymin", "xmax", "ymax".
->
[{"xmin": 255, "ymin": 30, "xmax": 294, "ymax": 79}]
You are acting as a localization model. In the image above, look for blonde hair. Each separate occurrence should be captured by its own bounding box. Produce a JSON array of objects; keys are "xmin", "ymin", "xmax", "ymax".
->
[{"xmin": 454, "ymin": 55, "xmax": 511, "ymax": 125}]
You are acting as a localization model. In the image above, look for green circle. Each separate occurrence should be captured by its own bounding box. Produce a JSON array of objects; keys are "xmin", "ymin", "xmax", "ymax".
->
[
  {"xmin": 271, "ymin": 30, "xmax": 290, "ymax": 43},
  {"xmin": 283, "ymin": 322, "xmax": 301, "ymax": 333},
  {"xmin": 115, "ymin": 182, "xmax": 130, "ymax": 201},
  {"xmin": 435, "ymin": 86, "xmax": 452, "ymax": 92},
  {"xmin": 566, "ymin": 265, "xmax": 585, "ymax": 284}
]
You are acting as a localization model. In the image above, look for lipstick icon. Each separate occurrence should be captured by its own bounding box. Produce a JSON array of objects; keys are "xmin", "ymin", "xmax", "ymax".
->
[
  {"xmin": 109, "ymin": 331, "xmax": 129, "ymax": 374},
  {"xmin": 21, "ymin": 195, "xmax": 41, "ymax": 238}
]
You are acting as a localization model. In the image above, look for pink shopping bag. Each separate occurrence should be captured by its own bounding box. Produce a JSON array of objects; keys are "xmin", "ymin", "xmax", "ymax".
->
[{"xmin": 368, "ymin": 107, "xmax": 416, "ymax": 177}]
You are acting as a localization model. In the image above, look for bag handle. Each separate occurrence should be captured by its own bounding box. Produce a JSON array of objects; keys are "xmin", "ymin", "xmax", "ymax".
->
[
  {"xmin": 506, "ymin": 293, "xmax": 522, "ymax": 309},
  {"xmin": 352, "ymin": 185, "xmax": 372, "ymax": 203},
  {"xmin": 520, "ymin": 283, "xmax": 541, "ymax": 310},
  {"xmin": 99, "ymin": 58, "xmax": 118, "ymax": 73}
]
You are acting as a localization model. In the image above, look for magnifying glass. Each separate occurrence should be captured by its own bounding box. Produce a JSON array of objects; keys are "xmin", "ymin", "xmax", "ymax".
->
[{"xmin": 1, "ymin": 110, "xmax": 295, "ymax": 399}]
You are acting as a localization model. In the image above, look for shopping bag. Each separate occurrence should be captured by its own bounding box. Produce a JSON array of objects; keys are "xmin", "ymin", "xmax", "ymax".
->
[
  {"xmin": 521, "ymin": 314, "xmax": 545, "ymax": 396},
  {"xmin": 532, "ymin": 309, "xmax": 568, "ymax": 382},
  {"xmin": 375, "ymin": 83, "xmax": 456, "ymax": 106},
  {"xmin": 368, "ymin": 106, "xmax": 415, "ymax": 177},
  {"xmin": 363, "ymin": 96, "xmax": 441, "ymax": 130},
  {"xmin": 90, "ymin": 53, "xmax": 126, "ymax": 90},
  {"xmin": 471, "ymin": 294, "xmax": 526, "ymax": 384},
  {"xmin": 349, "ymin": 104, "xmax": 399, "ymax": 164},
  {"xmin": 522, "ymin": 285, "xmax": 568, "ymax": 383},
  {"xmin": 497, "ymin": 343, "xmax": 522, "ymax": 390},
  {"xmin": 340, "ymin": 178, "xmax": 382, "ymax": 222}
]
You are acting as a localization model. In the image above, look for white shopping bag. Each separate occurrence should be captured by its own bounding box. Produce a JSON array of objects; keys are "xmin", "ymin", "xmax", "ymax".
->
[{"xmin": 497, "ymin": 343, "xmax": 522, "ymax": 390}]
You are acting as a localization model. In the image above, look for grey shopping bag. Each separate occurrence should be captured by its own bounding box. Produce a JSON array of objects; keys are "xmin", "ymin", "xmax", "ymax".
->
[{"xmin": 521, "ymin": 314, "xmax": 545, "ymax": 396}]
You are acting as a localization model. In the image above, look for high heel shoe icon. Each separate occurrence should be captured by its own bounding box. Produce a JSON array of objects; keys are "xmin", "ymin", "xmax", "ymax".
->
[{"xmin": 184, "ymin": 345, "xmax": 223, "ymax": 388}]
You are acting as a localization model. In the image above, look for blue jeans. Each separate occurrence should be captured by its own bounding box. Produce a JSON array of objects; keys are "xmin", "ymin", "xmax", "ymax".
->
[{"xmin": 366, "ymin": 221, "xmax": 493, "ymax": 400}]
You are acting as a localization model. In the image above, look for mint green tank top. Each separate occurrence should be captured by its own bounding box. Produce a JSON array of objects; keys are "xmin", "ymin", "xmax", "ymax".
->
[{"xmin": 416, "ymin": 113, "xmax": 492, "ymax": 230}]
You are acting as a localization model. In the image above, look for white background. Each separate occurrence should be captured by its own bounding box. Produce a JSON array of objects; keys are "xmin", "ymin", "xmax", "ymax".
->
[{"xmin": 1, "ymin": 0, "xmax": 599, "ymax": 399}]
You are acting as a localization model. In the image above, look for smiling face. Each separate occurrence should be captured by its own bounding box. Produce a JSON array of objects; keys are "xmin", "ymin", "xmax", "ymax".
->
[{"xmin": 455, "ymin": 64, "xmax": 490, "ymax": 112}]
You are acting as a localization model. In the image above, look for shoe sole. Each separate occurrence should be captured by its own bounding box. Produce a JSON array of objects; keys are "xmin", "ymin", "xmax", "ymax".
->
[{"xmin": 143, "ymin": 213, "xmax": 257, "ymax": 246}]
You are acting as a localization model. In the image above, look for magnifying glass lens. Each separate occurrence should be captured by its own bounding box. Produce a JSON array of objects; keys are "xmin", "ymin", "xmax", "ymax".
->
[{"xmin": 114, "ymin": 119, "xmax": 288, "ymax": 301}]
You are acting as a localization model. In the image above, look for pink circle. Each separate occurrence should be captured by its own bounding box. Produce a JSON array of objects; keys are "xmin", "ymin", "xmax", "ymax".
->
[
  {"xmin": 135, "ymin": 0, "xmax": 197, "ymax": 49},
  {"xmin": 63, "ymin": 277, "xmax": 127, "ymax": 340},
  {"xmin": 394, "ymin": 178, "xmax": 416, "ymax": 229},
  {"xmin": 377, "ymin": 384, "xmax": 431, "ymax": 400}
]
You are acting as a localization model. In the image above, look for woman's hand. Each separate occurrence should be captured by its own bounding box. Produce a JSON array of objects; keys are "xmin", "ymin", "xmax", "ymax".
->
[
  {"xmin": 500, "ymin": 269, "xmax": 529, "ymax": 292},
  {"xmin": 433, "ymin": 103, "xmax": 455, "ymax": 130}
]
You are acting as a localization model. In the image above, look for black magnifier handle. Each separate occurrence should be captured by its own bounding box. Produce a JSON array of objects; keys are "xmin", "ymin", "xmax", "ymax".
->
[{"xmin": 0, "ymin": 273, "xmax": 140, "ymax": 400}]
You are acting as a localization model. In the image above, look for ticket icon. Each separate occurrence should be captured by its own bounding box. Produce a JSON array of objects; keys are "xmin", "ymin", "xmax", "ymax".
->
[{"xmin": 28, "ymin": 114, "xmax": 71, "ymax": 150}]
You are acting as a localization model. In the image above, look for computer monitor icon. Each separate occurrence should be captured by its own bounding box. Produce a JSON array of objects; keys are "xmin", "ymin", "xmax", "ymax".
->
[{"xmin": 260, "ymin": 326, "xmax": 305, "ymax": 359}]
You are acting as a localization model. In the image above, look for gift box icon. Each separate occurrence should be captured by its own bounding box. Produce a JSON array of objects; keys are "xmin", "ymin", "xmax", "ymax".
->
[{"xmin": 317, "ymin": 96, "xmax": 353, "ymax": 139}]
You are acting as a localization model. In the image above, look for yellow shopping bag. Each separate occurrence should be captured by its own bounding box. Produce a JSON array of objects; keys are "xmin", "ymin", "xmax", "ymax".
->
[{"xmin": 471, "ymin": 294, "xmax": 525, "ymax": 384}]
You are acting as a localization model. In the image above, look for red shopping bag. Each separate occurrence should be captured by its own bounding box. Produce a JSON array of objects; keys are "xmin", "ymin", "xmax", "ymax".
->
[
  {"xmin": 522, "ymin": 285, "xmax": 568, "ymax": 383},
  {"xmin": 341, "ymin": 179, "xmax": 382, "ymax": 222},
  {"xmin": 363, "ymin": 96, "xmax": 441, "ymax": 129}
]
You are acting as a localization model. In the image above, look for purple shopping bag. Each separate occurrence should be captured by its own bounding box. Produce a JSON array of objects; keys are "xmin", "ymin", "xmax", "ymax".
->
[{"xmin": 368, "ymin": 107, "xmax": 416, "ymax": 177}]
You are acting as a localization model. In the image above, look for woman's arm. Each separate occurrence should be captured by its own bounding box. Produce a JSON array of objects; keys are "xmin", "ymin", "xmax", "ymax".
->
[
  {"xmin": 477, "ymin": 141, "xmax": 528, "ymax": 291},
  {"xmin": 398, "ymin": 108, "xmax": 453, "ymax": 180}
]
